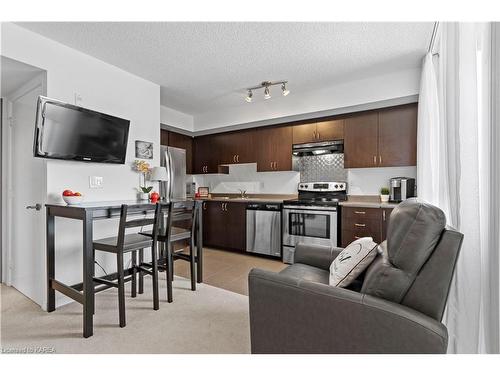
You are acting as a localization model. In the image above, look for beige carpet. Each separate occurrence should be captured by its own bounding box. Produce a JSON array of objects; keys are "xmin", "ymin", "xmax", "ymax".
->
[{"xmin": 0, "ymin": 275, "xmax": 251, "ymax": 354}]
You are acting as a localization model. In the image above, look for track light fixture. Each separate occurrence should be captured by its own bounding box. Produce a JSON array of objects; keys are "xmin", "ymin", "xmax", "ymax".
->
[
  {"xmin": 244, "ymin": 80, "xmax": 289, "ymax": 102},
  {"xmin": 245, "ymin": 90, "xmax": 253, "ymax": 103}
]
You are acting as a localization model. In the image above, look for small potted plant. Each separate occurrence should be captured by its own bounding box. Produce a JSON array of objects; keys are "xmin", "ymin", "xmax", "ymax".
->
[
  {"xmin": 380, "ymin": 187, "xmax": 390, "ymax": 203},
  {"xmin": 134, "ymin": 160, "xmax": 153, "ymax": 200}
]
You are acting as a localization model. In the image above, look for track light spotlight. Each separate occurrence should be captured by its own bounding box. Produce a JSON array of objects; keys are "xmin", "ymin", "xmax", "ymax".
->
[
  {"xmin": 281, "ymin": 82, "xmax": 290, "ymax": 96},
  {"xmin": 245, "ymin": 90, "xmax": 253, "ymax": 103},
  {"xmin": 264, "ymin": 86, "xmax": 271, "ymax": 100}
]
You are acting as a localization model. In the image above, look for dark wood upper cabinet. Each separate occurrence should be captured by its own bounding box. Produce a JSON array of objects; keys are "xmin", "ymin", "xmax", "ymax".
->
[
  {"xmin": 378, "ymin": 104, "xmax": 417, "ymax": 167},
  {"xmin": 214, "ymin": 130, "xmax": 255, "ymax": 165},
  {"xmin": 292, "ymin": 123, "xmax": 317, "ymax": 144},
  {"xmin": 292, "ymin": 120, "xmax": 344, "ymax": 144},
  {"xmin": 344, "ymin": 112, "xmax": 379, "ymax": 168},
  {"xmin": 255, "ymin": 126, "xmax": 293, "ymax": 172},
  {"xmin": 193, "ymin": 135, "xmax": 219, "ymax": 174},
  {"xmin": 168, "ymin": 131, "xmax": 193, "ymax": 174},
  {"xmin": 160, "ymin": 129, "xmax": 169, "ymax": 146},
  {"xmin": 343, "ymin": 104, "xmax": 417, "ymax": 168},
  {"xmin": 316, "ymin": 119, "xmax": 344, "ymax": 141}
]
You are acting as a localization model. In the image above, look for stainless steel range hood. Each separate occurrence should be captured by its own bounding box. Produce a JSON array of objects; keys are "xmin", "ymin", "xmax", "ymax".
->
[{"xmin": 292, "ymin": 140, "xmax": 344, "ymax": 157}]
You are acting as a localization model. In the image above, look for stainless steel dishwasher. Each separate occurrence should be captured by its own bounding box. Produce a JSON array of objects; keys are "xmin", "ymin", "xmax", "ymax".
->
[{"xmin": 246, "ymin": 203, "xmax": 282, "ymax": 258}]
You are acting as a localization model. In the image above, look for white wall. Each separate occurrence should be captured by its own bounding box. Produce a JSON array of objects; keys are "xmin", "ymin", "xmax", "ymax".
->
[
  {"xmin": 347, "ymin": 166, "xmax": 417, "ymax": 195},
  {"xmin": 1, "ymin": 23, "xmax": 160, "ymax": 307},
  {"xmin": 160, "ymin": 105, "xmax": 194, "ymax": 132},
  {"xmin": 194, "ymin": 68, "xmax": 420, "ymax": 131}
]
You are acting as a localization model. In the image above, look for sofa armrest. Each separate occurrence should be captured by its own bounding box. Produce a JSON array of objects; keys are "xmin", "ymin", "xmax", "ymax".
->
[
  {"xmin": 293, "ymin": 243, "xmax": 342, "ymax": 270},
  {"xmin": 248, "ymin": 268, "xmax": 448, "ymax": 354}
]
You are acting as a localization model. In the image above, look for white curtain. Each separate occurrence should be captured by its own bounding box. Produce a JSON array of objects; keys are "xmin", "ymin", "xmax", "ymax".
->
[{"xmin": 417, "ymin": 22, "xmax": 499, "ymax": 353}]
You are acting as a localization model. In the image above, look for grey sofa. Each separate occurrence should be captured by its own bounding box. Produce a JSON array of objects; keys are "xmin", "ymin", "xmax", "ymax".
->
[{"xmin": 248, "ymin": 198, "xmax": 463, "ymax": 354}]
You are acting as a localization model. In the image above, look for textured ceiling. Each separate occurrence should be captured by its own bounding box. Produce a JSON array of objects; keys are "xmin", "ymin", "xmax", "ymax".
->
[
  {"xmin": 16, "ymin": 22, "xmax": 433, "ymax": 115},
  {"xmin": 1, "ymin": 56, "xmax": 44, "ymax": 97}
]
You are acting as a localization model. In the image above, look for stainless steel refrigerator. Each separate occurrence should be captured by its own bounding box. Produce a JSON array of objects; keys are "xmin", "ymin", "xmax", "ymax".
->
[{"xmin": 160, "ymin": 145, "xmax": 186, "ymax": 201}]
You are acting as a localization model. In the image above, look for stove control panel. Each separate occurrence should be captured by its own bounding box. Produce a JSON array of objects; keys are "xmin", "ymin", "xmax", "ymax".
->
[{"xmin": 298, "ymin": 181, "xmax": 347, "ymax": 192}]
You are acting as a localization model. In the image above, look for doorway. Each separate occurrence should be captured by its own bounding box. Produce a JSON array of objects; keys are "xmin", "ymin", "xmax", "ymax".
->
[{"xmin": 1, "ymin": 56, "xmax": 47, "ymax": 307}]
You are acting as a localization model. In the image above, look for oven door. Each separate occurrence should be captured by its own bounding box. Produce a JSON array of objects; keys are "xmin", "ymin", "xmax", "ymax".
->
[{"xmin": 282, "ymin": 206, "xmax": 337, "ymax": 248}]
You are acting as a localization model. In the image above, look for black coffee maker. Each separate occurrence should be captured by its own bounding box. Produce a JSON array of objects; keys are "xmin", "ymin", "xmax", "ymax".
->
[{"xmin": 389, "ymin": 177, "xmax": 416, "ymax": 202}]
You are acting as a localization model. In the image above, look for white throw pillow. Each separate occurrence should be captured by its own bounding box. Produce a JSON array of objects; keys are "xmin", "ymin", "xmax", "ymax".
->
[{"xmin": 329, "ymin": 237, "xmax": 378, "ymax": 287}]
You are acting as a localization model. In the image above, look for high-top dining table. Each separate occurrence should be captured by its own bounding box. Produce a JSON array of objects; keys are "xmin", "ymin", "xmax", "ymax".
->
[{"xmin": 45, "ymin": 199, "xmax": 203, "ymax": 338}]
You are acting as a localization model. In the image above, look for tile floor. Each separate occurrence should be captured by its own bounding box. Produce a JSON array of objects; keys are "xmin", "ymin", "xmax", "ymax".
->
[{"xmin": 174, "ymin": 247, "xmax": 287, "ymax": 295}]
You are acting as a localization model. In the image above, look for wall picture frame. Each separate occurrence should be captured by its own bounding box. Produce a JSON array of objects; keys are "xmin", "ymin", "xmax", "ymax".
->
[{"xmin": 135, "ymin": 140, "xmax": 153, "ymax": 159}]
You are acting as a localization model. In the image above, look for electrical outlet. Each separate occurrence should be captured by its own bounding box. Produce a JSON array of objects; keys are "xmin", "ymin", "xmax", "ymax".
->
[
  {"xmin": 74, "ymin": 93, "xmax": 83, "ymax": 105},
  {"xmin": 89, "ymin": 176, "xmax": 103, "ymax": 189}
]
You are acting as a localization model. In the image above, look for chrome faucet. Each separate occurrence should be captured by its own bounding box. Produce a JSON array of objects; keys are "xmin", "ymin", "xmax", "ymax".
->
[{"xmin": 238, "ymin": 189, "xmax": 247, "ymax": 198}]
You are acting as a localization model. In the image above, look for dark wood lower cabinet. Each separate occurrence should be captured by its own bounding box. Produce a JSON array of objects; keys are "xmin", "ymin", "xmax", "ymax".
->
[
  {"xmin": 202, "ymin": 201, "xmax": 246, "ymax": 251},
  {"xmin": 341, "ymin": 206, "xmax": 393, "ymax": 247}
]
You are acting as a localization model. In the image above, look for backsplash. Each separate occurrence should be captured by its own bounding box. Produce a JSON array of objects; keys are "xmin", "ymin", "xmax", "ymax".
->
[
  {"xmin": 298, "ymin": 154, "xmax": 347, "ymax": 182},
  {"xmin": 191, "ymin": 162, "xmax": 417, "ymax": 196}
]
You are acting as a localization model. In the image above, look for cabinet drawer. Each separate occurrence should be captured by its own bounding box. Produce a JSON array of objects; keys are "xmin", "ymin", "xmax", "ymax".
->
[
  {"xmin": 342, "ymin": 229, "xmax": 381, "ymax": 247},
  {"xmin": 342, "ymin": 217, "xmax": 380, "ymax": 233},
  {"xmin": 342, "ymin": 206, "xmax": 381, "ymax": 220}
]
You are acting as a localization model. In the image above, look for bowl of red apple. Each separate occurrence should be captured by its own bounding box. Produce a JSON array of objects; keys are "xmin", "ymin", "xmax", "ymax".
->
[{"xmin": 62, "ymin": 189, "xmax": 84, "ymax": 205}]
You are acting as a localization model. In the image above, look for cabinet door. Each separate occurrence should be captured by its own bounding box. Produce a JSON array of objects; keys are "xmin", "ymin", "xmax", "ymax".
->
[
  {"xmin": 202, "ymin": 201, "xmax": 226, "ymax": 248},
  {"xmin": 256, "ymin": 126, "xmax": 293, "ymax": 172},
  {"xmin": 160, "ymin": 129, "xmax": 169, "ymax": 146},
  {"xmin": 194, "ymin": 136, "xmax": 218, "ymax": 174},
  {"xmin": 381, "ymin": 208, "xmax": 394, "ymax": 241},
  {"xmin": 224, "ymin": 202, "xmax": 247, "ymax": 251},
  {"xmin": 344, "ymin": 112, "xmax": 379, "ymax": 168},
  {"xmin": 292, "ymin": 122, "xmax": 317, "ymax": 144},
  {"xmin": 215, "ymin": 130, "xmax": 255, "ymax": 165},
  {"xmin": 378, "ymin": 104, "xmax": 417, "ymax": 167},
  {"xmin": 168, "ymin": 131, "xmax": 193, "ymax": 174},
  {"xmin": 316, "ymin": 119, "xmax": 344, "ymax": 141}
]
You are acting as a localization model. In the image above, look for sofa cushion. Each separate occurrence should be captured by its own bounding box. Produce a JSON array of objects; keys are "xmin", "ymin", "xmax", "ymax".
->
[
  {"xmin": 361, "ymin": 198, "xmax": 447, "ymax": 304},
  {"xmin": 279, "ymin": 263, "xmax": 330, "ymax": 285},
  {"xmin": 329, "ymin": 237, "xmax": 378, "ymax": 287}
]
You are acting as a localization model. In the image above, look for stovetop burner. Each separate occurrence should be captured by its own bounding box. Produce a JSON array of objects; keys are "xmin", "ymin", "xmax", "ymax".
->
[{"xmin": 284, "ymin": 181, "xmax": 347, "ymax": 208}]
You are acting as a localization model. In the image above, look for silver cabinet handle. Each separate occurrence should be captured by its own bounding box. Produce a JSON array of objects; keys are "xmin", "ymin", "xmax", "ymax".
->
[
  {"xmin": 274, "ymin": 162, "xmax": 278, "ymax": 170},
  {"xmin": 354, "ymin": 211, "xmax": 366, "ymax": 214},
  {"xmin": 221, "ymin": 203, "xmax": 224, "ymax": 211},
  {"xmin": 270, "ymin": 161, "xmax": 273, "ymax": 169},
  {"xmin": 379, "ymin": 155, "xmax": 382, "ymax": 165},
  {"xmin": 373, "ymin": 156, "xmax": 377, "ymax": 165},
  {"xmin": 203, "ymin": 202, "xmax": 206, "ymax": 210},
  {"xmin": 313, "ymin": 130, "xmax": 317, "ymax": 140},
  {"xmin": 354, "ymin": 223, "xmax": 366, "ymax": 227},
  {"xmin": 383, "ymin": 210, "xmax": 386, "ymax": 221},
  {"xmin": 233, "ymin": 155, "xmax": 236, "ymax": 163},
  {"xmin": 26, "ymin": 203, "xmax": 42, "ymax": 211},
  {"xmin": 237, "ymin": 155, "xmax": 240, "ymax": 162},
  {"xmin": 224, "ymin": 203, "xmax": 228, "ymax": 211},
  {"xmin": 317, "ymin": 131, "xmax": 320, "ymax": 140}
]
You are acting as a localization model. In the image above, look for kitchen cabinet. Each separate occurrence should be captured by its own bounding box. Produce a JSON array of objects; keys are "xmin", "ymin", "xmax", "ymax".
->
[
  {"xmin": 341, "ymin": 206, "xmax": 394, "ymax": 247},
  {"xmin": 160, "ymin": 129, "xmax": 169, "ymax": 146},
  {"xmin": 214, "ymin": 130, "xmax": 255, "ymax": 165},
  {"xmin": 344, "ymin": 104, "xmax": 417, "ymax": 168},
  {"xmin": 202, "ymin": 201, "xmax": 246, "ymax": 251},
  {"xmin": 378, "ymin": 105, "xmax": 417, "ymax": 167},
  {"xmin": 255, "ymin": 126, "xmax": 293, "ymax": 172},
  {"xmin": 193, "ymin": 135, "xmax": 219, "ymax": 174},
  {"xmin": 292, "ymin": 119, "xmax": 344, "ymax": 144},
  {"xmin": 167, "ymin": 131, "xmax": 193, "ymax": 174},
  {"xmin": 160, "ymin": 129, "xmax": 193, "ymax": 174},
  {"xmin": 344, "ymin": 112, "xmax": 379, "ymax": 168}
]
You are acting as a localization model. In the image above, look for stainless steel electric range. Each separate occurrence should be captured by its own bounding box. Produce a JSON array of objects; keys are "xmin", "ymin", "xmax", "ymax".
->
[{"xmin": 282, "ymin": 181, "xmax": 347, "ymax": 264}]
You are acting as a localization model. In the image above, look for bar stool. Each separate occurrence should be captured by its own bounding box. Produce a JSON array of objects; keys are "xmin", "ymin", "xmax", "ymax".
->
[
  {"xmin": 140, "ymin": 200, "xmax": 198, "ymax": 303},
  {"xmin": 93, "ymin": 203, "xmax": 161, "ymax": 328}
]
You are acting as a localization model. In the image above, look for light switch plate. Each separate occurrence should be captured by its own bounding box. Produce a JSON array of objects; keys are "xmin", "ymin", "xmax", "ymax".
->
[{"xmin": 89, "ymin": 176, "xmax": 103, "ymax": 189}]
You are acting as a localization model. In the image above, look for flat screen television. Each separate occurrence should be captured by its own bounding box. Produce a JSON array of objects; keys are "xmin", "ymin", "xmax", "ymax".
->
[{"xmin": 33, "ymin": 96, "xmax": 130, "ymax": 164}]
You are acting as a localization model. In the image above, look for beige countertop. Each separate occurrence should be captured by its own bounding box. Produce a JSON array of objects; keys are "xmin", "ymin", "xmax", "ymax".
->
[
  {"xmin": 196, "ymin": 194, "xmax": 297, "ymax": 204},
  {"xmin": 340, "ymin": 195, "xmax": 399, "ymax": 209}
]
